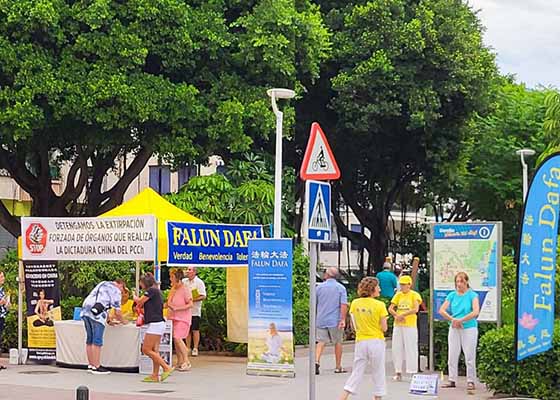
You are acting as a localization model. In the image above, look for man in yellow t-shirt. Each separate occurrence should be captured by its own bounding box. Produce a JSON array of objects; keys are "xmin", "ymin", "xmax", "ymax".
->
[{"xmin": 388, "ymin": 275, "xmax": 422, "ymax": 381}]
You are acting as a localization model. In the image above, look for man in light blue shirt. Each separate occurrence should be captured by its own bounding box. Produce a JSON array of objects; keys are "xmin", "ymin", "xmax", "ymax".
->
[
  {"xmin": 316, "ymin": 267, "xmax": 348, "ymax": 375},
  {"xmin": 376, "ymin": 262, "xmax": 398, "ymax": 298}
]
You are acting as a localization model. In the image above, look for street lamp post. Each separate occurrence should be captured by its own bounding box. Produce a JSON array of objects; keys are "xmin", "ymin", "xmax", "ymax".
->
[
  {"xmin": 267, "ymin": 88, "xmax": 295, "ymax": 238},
  {"xmin": 516, "ymin": 148, "xmax": 536, "ymax": 202}
]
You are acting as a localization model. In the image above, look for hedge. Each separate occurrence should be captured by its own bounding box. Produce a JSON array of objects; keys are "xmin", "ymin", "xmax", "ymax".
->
[{"xmin": 478, "ymin": 322, "xmax": 560, "ymax": 399}]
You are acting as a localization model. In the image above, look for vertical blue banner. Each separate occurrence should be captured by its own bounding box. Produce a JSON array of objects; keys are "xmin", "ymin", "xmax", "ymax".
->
[
  {"xmin": 516, "ymin": 154, "xmax": 560, "ymax": 361},
  {"xmin": 247, "ymin": 239, "xmax": 295, "ymax": 377}
]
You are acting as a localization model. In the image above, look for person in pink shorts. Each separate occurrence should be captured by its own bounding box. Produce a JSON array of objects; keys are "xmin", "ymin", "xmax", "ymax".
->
[{"xmin": 166, "ymin": 269, "xmax": 193, "ymax": 371}]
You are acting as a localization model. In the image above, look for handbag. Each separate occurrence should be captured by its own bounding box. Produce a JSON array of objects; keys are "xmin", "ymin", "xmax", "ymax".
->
[
  {"xmin": 135, "ymin": 305, "xmax": 145, "ymax": 327},
  {"xmin": 90, "ymin": 283, "xmax": 108, "ymax": 317}
]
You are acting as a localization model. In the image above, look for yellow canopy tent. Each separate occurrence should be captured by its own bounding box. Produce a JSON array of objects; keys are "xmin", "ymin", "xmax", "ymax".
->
[
  {"xmin": 101, "ymin": 187, "xmax": 203, "ymax": 262},
  {"xmin": 101, "ymin": 188, "xmax": 248, "ymax": 343}
]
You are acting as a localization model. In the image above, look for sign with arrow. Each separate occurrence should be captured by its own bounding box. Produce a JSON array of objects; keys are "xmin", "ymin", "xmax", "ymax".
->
[
  {"xmin": 305, "ymin": 180, "xmax": 331, "ymax": 243},
  {"xmin": 300, "ymin": 122, "xmax": 341, "ymax": 181}
]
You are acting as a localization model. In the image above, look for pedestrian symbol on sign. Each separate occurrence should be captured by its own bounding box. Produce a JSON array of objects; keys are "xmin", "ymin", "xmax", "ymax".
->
[
  {"xmin": 310, "ymin": 186, "xmax": 328, "ymax": 229},
  {"xmin": 305, "ymin": 180, "xmax": 331, "ymax": 243}
]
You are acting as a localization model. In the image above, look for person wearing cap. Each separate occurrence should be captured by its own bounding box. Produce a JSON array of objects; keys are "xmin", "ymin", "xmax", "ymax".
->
[
  {"xmin": 376, "ymin": 262, "xmax": 398, "ymax": 298},
  {"xmin": 388, "ymin": 274, "xmax": 422, "ymax": 381}
]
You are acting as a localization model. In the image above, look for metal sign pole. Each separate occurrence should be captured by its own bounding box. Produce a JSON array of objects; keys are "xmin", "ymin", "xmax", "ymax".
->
[
  {"xmin": 428, "ymin": 224, "xmax": 434, "ymax": 371},
  {"xmin": 309, "ymin": 242, "xmax": 317, "ymax": 400}
]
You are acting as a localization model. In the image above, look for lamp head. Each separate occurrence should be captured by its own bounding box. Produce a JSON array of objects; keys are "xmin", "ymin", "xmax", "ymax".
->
[
  {"xmin": 267, "ymin": 88, "xmax": 296, "ymax": 100},
  {"xmin": 516, "ymin": 149, "xmax": 536, "ymax": 157}
]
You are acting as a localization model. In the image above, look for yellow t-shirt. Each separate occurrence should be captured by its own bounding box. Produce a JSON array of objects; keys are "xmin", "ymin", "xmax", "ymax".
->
[
  {"xmin": 109, "ymin": 299, "xmax": 136, "ymax": 321},
  {"xmin": 350, "ymin": 297, "xmax": 388, "ymax": 341},
  {"xmin": 391, "ymin": 290, "xmax": 422, "ymax": 327}
]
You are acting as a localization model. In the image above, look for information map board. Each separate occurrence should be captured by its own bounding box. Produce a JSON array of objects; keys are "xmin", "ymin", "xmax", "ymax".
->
[{"xmin": 431, "ymin": 223, "xmax": 502, "ymax": 322}]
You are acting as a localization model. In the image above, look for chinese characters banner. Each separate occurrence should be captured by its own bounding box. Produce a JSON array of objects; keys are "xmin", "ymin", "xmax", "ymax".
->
[
  {"xmin": 247, "ymin": 239, "xmax": 295, "ymax": 378},
  {"xmin": 516, "ymin": 153, "xmax": 560, "ymax": 361},
  {"xmin": 24, "ymin": 261, "xmax": 61, "ymax": 363}
]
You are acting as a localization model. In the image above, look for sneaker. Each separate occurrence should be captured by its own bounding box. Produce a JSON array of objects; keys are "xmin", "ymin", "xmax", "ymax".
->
[
  {"xmin": 192, "ymin": 348, "xmax": 199, "ymax": 357},
  {"xmin": 91, "ymin": 366, "xmax": 111, "ymax": 375},
  {"xmin": 87, "ymin": 365, "xmax": 94, "ymax": 373}
]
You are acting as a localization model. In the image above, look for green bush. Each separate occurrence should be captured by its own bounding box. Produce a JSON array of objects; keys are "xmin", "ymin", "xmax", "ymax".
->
[{"xmin": 478, "ymin": 322, "xmax": 560, "ymax": 399}]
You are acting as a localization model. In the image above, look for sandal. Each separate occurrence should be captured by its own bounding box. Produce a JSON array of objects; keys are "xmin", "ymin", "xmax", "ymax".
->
[
  {"xmin": 441, "ymin": 381, "xmax": 456, "ymax": 388},
  {"xmin": 178, "ymin": 362, "xmax": 191, "ymax": 372},
  {"xmin": 334, "ymin": 367, "xmax": 348, "ymax": 374},
  {"xmin": 160, "ymin": 367, "xmax": 175, "ymax": 382},
  {"xmin": 142, "ymin": 376, "xmax": 159, "ymax": 383}
]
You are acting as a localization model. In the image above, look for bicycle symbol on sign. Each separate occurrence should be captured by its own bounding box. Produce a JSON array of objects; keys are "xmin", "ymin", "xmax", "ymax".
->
[{"xmin": 312, "ymin": 148, "xmax": 328, "ymax": 171}]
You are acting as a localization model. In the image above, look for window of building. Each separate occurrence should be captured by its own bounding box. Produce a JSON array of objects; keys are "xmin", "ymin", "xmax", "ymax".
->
[
  {"xmin": 149, "ymin": 165, "xmax": 171, "ymax": 194},
  {"xmin": 178, "ymin": 165, "xmax": 198, "ymax": 189},
  {"xmin": 350, "ymin": 224, "xmax": 362, "ymax": 251}
]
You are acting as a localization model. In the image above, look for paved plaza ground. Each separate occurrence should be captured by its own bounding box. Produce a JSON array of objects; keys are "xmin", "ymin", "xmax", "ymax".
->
[{"xmin": 0, "ymin": 343, "xmax": 496, "ymax": 400}]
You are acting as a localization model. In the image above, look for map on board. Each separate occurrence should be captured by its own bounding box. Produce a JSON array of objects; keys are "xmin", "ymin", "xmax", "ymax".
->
[{"xmin": 433, "ymin": 239, "xmax": 497, "ymax": 290}]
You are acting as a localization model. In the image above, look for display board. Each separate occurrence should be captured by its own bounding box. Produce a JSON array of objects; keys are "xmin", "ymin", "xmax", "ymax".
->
[
  {"xmin": 21, "ymin": 216, "xmax": 156, "ymax": 261},
  {"xmin": 139, "ymin": 320, "xmax": 173, "ymax": 374},
  {"xmin": 431, "ymin": 222, "xmax": 502, "ymax": 322}
]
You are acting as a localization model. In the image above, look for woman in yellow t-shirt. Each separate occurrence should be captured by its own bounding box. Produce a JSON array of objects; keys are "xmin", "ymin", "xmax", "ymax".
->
[
  {"xmin": 389, "ymin": 274, "xmax": 422, "ymax": 381},
  {"xmin": 339, "ymin": 277, "xmax": 388, "ymax": 400}
]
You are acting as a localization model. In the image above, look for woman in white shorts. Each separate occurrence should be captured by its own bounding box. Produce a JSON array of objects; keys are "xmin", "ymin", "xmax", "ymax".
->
[{"xmin": 135, "ymin": 272, "xmax": 174, "ymax": 383}]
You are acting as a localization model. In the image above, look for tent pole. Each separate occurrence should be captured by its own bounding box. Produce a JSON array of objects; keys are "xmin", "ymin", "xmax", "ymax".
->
[
  {"xmin": 17, "ymin": 259, "xmax": 23, "ymax": 363},
  {"xmin": 135, "ymin": 261, "xmax": 140, "ymax": 295}
]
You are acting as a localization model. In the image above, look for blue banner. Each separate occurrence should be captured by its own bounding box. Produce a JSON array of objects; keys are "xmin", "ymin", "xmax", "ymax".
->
[
  {"xmin": 247, "ymin": 239, "xmax": 295, "ymax": 377},
  {"xmin": 433, "ymin": 224, "xmax": 496, "ymax": 240},
  {"xmin": 166, "ymin": 222, "xmax": 263, "ymax": 267},
  {"xmin": 516, "ymin": 154, "xmax": 560, "ymax": 361}
]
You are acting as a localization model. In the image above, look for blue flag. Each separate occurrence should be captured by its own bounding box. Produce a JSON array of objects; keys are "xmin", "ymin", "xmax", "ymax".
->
[{"xmin": 516, "ymin": 153, "xmax": 560, "ymax": 361}]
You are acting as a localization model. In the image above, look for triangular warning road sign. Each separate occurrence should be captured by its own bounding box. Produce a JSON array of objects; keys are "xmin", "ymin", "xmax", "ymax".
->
[
  {"xmin": 309, "ymin": 187, "xmax": 329, "ymax": 229},
  {"xmin": 300, "ymin": 122, "xmax": 341, "ymax": 180}
]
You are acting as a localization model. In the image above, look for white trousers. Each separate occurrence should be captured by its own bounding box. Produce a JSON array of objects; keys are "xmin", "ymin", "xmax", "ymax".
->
[
  {"xmin": 392, "ymin": 326, "xmax": 418, "ymax": 374},
  {"xmin": 344, "ymin": 339, "xmax": 386, "ymax": 397},
  {"xmin": 448, "ymin": 327, "xmax": 478, "ymax": 383}
]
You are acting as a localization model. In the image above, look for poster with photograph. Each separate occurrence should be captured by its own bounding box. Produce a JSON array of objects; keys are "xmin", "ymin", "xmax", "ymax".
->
[
  {"xmin": 139, "ymin": 320, "xmax": 173, "ymax": 374},
  {"xmin": 24, "ymin": 261, "xmax": 61, "ymax": 363},
  {"xmin": 247, "ymin": 239, "xmax": 295, "ymax": 378}
]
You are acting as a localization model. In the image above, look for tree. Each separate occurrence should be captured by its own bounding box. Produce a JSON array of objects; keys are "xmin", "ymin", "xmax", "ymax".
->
[
  {"xmin": 295, "ymin": 0, "xmax": 497, "ymax": 273},
  {"xmin": 0, "ymin": 0, "xmax": 330, "ymax": 237},
  {"xmin": 429, "ymin": 82, "xmax": 553, "ymax": 249}
]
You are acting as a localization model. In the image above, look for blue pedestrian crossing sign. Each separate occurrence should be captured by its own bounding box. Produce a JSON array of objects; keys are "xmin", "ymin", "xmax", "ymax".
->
[{"xmin": 305, "ymin": 180, "xmax": 331, "ymax": 243}]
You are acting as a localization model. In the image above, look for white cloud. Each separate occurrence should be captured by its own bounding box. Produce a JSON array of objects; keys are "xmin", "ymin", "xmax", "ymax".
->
[{"xmin": 468, "ymin": 0, "xmax": 560, "ymax": 88}]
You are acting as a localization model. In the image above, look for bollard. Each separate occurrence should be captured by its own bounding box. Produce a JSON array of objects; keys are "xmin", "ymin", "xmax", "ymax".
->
[{"xmin": 76, "ymin": 385, "xmax": 89, "ymax": 400}]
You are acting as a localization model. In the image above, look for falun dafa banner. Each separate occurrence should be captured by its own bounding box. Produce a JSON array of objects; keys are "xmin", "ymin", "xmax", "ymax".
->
[{"xmin": 516, "ymin": 153, "xmax": 560, "ymax": 361}]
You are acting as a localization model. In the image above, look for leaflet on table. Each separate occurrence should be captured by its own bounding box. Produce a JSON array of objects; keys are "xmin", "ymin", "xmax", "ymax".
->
[
  {"xmin": 247, "ymin": 239, "xmax": 295, "ymax": 378},
  {"xmin": 24, "ymin": 260, "xmax": 61, "ymax": 363},
  {"xmin": 139, "ymin": 320, "xmax": 173, "ymax": 374}
]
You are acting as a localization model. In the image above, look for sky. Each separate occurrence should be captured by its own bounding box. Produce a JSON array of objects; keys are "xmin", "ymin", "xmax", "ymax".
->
[{"xmin": 468, "ymin": 0, "xmax": 560, "ymax": 89}]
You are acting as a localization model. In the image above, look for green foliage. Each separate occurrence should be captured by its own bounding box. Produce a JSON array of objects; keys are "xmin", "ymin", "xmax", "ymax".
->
[
  {"xmin": 478, "ymin": 322, "xmax": 560, "ymax": 399},
  {"xmin": 167, "ymin": 152, "xmax": 295, "ymax": 236},
  {"xmin": 0, "ymin": 0, "xmax": 330, "ymax": 236},
  {"xmin": 433, "ymin": 83, "xmax": 553, "ymax": 247},
  {"xmin": 299, "ymin": 0, "xmax": 498, "ymax": 270}
]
